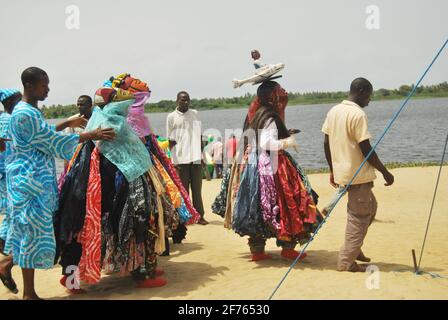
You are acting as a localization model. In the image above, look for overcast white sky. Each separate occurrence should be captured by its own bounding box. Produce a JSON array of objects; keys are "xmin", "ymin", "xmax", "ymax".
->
[{"xmin": 0, "ymin": 0, "xmax": 447, "ymax": 105}]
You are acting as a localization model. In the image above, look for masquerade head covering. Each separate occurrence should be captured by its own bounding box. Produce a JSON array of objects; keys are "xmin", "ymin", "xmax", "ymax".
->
[
  {"xmin": 94, "ymin": 87, "xmax": 135, "ymax": 106},
  {"xmin": 111, "ymin": 73, "xmax": 150, "ymax": 93},
  {"xmin": 107, "ymin": 73, "xmax": 152, "ymax": 137},
  {"xmin": 86, "ymin": 93, "xmax": 151, "ymax": 182},
  {"xmin": 127, "ymin": 91, "xmax": 152, "ymax": 137},
  {"xmin": 0, "ymin": 88, "xmax": 20, "ymax": 103},
  {"xmin": 247, "ymin": 83, "xmax": 288, "ymax": 123}
]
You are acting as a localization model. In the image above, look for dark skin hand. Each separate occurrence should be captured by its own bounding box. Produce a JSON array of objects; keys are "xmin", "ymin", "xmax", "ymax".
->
[
  {"xmin": 324, "ymin": 134, "xmax": 394, "ymax": 187},
  {"xmin": 359, "ymin": 139, "xmax": 394, "ymax": 186},
  {"xmin": 56, "ymin": 115, "xmax": 88, "ymax": 132},
  {"xmin": 79, "ymin": 127, "xmax": 116, "ymax": 143}
]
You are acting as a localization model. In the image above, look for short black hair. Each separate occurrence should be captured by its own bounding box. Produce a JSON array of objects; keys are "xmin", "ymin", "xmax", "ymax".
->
[
  {"xmin": 21, "ymin": 67, "xmax": 48, "ymax": 86},
  {"xmin": 177, "ymin": 91, "xmax": 189, "ymax": 100},
  {"xmin": 350, "ymin": 77, "xmax": 373, "ymax": 94},
  {"xmin": 78, "ymin": 95, "xmax": 93, "ymax": 106}
]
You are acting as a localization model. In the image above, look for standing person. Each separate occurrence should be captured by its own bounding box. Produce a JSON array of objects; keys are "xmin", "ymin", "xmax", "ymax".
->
[
  {"xmin": 4, "ymin": 67, "xmax": 115, "ymax": 300},
  {"xmin": 0, "ymin": 88, "xmax": 22, "ymax": 294},
  {"xmin": 60, "ymin": 95, "xmax": 93, "ymax": 176},
  {"xmin": 64, "ymin": 95, "xmax": 93, "ymax": 134},
  {"xmin": 203, "ymin": 136, "xmax": 214, "ymax": 180},
  {"xmin": 226, "ymin": 81, "xmax": 319, "ymax": 261},
  {"xmin": 322, "ymin": 77, "xmax": 394, "ymax": 272},
  {"xmin": 211, "ymin": 137, "xmax": 224, "ymax": 178},
  {"xmin": 167, "ymin": 91, "xmax": 208, "ymax": 225},
  {"xmin": 225, "ymin": 134, "xmax": 237, "ymax": 169}
]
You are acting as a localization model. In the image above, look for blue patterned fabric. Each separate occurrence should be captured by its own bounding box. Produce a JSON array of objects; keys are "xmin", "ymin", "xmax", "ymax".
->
[
  {"xmin": 232, "ymin": 153, "xmax": 271, "ymax": 238},
  {"xmin": 0, "ymin": 113, "xmax": 12, "ymax": 241},
  {"xmin": 0, "ymin": 89, "xmax": 20, "ymax": 103},
  {"xmin": 4, "ymin": 102, "xmax": 80, "ymax": 269},
  {"xmin": 177, "ymin": 199, "xmax": 192, "ymax": 224},
  {"xmin": 85, "ymin": 99, "xmax": 152, "ymax": 182}
]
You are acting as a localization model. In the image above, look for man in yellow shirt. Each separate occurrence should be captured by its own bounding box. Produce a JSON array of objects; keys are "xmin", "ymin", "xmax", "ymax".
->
[{"xmin": 322, "ymin": 77, "xmax": 394, "ymax": 272}]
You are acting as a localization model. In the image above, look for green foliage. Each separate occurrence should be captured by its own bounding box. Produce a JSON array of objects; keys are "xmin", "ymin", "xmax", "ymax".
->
[{"xmin": 41, "ymin": 82, "xmax": 448, "ymax": 119}]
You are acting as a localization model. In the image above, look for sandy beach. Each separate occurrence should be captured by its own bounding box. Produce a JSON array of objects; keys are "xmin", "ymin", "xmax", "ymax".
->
[{"xmin": 1, "ymin": 166, "xmax": 447, "ymax": 300}]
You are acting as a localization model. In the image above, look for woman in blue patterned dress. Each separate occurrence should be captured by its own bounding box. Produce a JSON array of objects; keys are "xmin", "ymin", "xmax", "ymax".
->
[
  {"xmin": 0, "ymin": 88, "xmax": 22, "ymax": 294},
  {"xmin": 4, "ymin": 67, "xmax": 116, "ymax": 300}
]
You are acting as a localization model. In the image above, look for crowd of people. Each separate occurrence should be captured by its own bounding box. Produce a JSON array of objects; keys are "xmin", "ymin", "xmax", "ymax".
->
[{"xmin": 0, "ymin": 65, "xmax": 395, "ymax": 300}]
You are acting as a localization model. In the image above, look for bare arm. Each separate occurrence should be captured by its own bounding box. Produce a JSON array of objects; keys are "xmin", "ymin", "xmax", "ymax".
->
[
  {"xmin": 324, "ymin": 134, "xmax": 333, "ymax": 172},
  {"xmin": 56, "ymin": 115, "xmax": 88, "ymax": 132},
  {"xmin": 79, "ymin": 127, "xmax": 116, "ymax": 143},
  {"xmin": 324, "ymin": 134, "xmax": 337, "ymax": 187},
  {"xmin": 359, "ymin": 139, "xmax": 394, "ymax": 186}
]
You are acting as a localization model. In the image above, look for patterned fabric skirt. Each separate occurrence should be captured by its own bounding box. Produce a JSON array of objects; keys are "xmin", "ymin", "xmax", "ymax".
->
[
  {"xmin": 215, "ymin": 150, "xmax": 321, "ymax": 244},
  {"xmin": 54, "ymin": 140, "xmax": 191, "ymax": 284}
]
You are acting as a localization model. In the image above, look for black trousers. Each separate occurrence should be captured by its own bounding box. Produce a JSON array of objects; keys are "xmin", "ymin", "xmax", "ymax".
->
[{"xmin": 175, "ymin": 163, "xmax": 205, "ymax": 218}]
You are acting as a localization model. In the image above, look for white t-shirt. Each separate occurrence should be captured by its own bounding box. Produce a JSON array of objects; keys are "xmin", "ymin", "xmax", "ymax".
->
[
  {"xmin": 211, "ymin": 141, "xmax": 223, "ymax": 164},
  {"xmin": 166, "ymin": 108, "xmax": 202, "ymax": 165},
  {"xmin": 322, "ymin": 100, "xmax": 377, "ymax": 185},
  {"xmin": 63, "ymin": 113, "xmax": 84, "ymax": 135}
]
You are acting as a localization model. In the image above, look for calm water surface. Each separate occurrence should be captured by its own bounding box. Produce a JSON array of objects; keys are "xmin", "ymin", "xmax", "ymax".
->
[{"xmin": 51, "ymin": 97, "xmax": 448, "ymax": 173}]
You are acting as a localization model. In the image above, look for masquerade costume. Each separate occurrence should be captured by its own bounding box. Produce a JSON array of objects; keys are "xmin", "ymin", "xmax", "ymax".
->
[
  {"xmin": 212, "ymin": 82, "xmax": 322, "ymax": 258},
  {"xmin": 54, "ymin": 74, "xmax": 199, "ymax": 288}
]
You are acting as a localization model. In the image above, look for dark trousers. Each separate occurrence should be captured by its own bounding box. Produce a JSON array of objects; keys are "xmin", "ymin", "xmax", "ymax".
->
[
  {"xmin": 176, "ymin": 163, "xmax": 205, "ymax": 218},
  {"xmin": 215, "ymin": 164, "xmax": 223, "ymax": 178}
]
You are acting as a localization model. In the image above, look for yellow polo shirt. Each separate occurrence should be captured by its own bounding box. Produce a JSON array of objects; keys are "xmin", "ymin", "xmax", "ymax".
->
[{"xmin": 322, "ymin": 100, "xmax": 377, "ymax": 185}]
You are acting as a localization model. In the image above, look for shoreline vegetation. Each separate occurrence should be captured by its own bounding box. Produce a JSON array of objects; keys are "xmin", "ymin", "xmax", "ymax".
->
[
  {"xmin": 41, "ymin": 82, "xmax": 448, "ymax": 119},
  {"xmin": 305, "ymin": 161, "xmax": 447, "ymax": 175}
]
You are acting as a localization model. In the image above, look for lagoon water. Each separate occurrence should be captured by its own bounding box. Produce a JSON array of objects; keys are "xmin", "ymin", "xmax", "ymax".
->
[{"xmin": 51, "ymin": 97, "xmax": 447, "ymax": 173}]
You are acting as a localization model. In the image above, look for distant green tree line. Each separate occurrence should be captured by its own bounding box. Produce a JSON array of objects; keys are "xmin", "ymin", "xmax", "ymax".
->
[{"xmin": 41, "ymin": 82, "xmax": 448, "ymax": 119}]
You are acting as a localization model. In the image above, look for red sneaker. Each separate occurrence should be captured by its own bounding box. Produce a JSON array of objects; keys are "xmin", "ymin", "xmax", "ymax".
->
[
  {"xmin": 281, "ymin": 249, "xmax": 307, "ymax": 261},
  {"xmin": 136, "ymin": 277, "xmax": 167, "ymax": 288}
]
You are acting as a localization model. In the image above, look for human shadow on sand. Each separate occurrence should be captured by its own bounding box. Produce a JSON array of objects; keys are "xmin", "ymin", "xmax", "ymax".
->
[
  {"xmin": 53, "ymin": 242, "xmax": 228, "ymax": 300},
  {"xmin": 238, "ymin": 249, "xmax": 445, "ymax": 274},
  {"xmin": 372, "ymin": 218, "xmax": 396, "ymax": 224},
  {"xmin": 55, "ymin": 260, "xmax": 229, "ymax": 300},
  {"xmin": 160, "ymin": 241, "xmax": 204, "ymax": 259}
]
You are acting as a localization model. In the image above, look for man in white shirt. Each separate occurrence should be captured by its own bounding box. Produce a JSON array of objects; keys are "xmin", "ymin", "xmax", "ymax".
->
[
  {"xmin": 167, "ymin": 91, "xmax": 208, "ymax": 225},
  {"xmin": 211, "ymin": 137, "xmax": 224, "ymax": 178},
  {"xmin": 322, "ymin": 77, "xmax": 394, "ymax": 272},
  {"xmin": 64, "ymin": 95, "xmax": 93, "ymax": 134}
]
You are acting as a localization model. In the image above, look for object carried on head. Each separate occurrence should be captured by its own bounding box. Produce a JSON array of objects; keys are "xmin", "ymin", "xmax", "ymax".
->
[
  {"xmin": 251, "ymin": 49, "xmax": 263, "ymax": 69},
  {"xmin": 232, "ymin": 63, "xmax": 285, "ymax": 88}
]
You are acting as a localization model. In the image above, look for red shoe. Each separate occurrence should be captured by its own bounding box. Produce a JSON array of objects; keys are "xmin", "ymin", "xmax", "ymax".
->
[
  {"xmin": 251, "ymin": 253, "xmax": 272, "ymax": 262},
  {"xmin": 136, "ymin": 277, "xmax": 167, "ymax": 288},
  {"xmin": 60, "ymin": 275, "xmax": 86, "ymax": 294},
  {"xmin": 281, "ymin": 249, "xmax": 307, "ymax": 261},
  {"xmin": 155, "ymin": 268, "xmax": 165, "ymax": 277}
]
